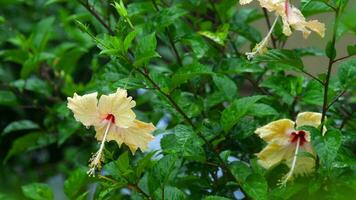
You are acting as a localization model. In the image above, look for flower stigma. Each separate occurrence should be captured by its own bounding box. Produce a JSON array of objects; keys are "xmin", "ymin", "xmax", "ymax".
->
[{"xmin": 87, "ymin": 117, "xmax": 113, "ymax": 176}]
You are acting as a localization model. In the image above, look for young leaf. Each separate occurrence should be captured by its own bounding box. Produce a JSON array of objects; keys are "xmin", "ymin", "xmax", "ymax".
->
[{"xmin": 134, "ymin": 33, "xmax": 160, "ymax": 67}]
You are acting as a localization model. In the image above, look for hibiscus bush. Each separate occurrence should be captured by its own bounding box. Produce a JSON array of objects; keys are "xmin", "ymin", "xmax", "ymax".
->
[{"xmin": 0, "ymin": 0, "xmax": 355, "ymax": 199}]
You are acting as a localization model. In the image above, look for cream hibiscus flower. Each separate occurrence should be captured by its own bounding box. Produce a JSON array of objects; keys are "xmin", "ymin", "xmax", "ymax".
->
[
  {"xmin": 255, "ymin": 112, "xmax": 325, "ymax": 185},
  {"xmin": 67, "ymin": 88, "xmax": 155, "ymax": 176},
  {"xmin": 240, "ymin": 0, "xmax": 325, "ymax": 59}
]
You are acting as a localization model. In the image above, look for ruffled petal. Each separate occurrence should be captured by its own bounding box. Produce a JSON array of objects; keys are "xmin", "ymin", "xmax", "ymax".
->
[
  {"xmin": 95, "ymin": 120, "xmax": 155, "ymax": 154},
  {"xmin": 257, "ymin": 143, "xmax": 294, "ymax": 169},
  {"xmin": 287, "ymin": 6, "xmax": 325, "ymax": 38},
  {"xmin": 295, "ymin": 112, "xmax": 322, "ymax": 128},
  {"xmin": 67, "ymin": 92, "xmax": 100, "ymax": 127},
  {"xmin": 98, "ymin": 88, "xmax": 136, "ymax": 128},
  {"xmin": 255, "ymin": 119, "xmax": 295, "ymax": 144}
]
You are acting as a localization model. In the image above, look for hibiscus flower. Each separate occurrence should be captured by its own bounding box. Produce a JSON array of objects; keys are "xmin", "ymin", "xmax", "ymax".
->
[
  {"xmin": 67, "ymin": 88, "xmax": 155, "ymax": 176},
  {"xmin": 255, "ymin": 112, "xmax": 325, "ymax": 185}
]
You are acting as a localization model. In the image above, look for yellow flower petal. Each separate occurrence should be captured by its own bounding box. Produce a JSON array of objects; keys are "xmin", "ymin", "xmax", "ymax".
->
[
  {"xmin": 67, "ymin": 92, "xmax": 100, "ymax": 127},
  {"xmin": 98, "ymin": 88, "xmax": 136, "ymax": 128},
  {"xmin": 295, "ymin": 112, "xmax": 322, "ymax": 128},
  {"xmin": 285, "ymin": 143, "xmax": 315, "ymax": 176},
  {"xmin": 95, "ymin": 120, "xmax": 155, "ymax": 154},
  {"xmin": 286, "ymin": 6, "xmax": 325, "ymax": 38},
  {"xmin": 255, "ymin": 119, "xmax": 295, "ymax": 144},
  {"xmin": 257, "ymin": 143, "xmax": 294, "ymax": 169}
]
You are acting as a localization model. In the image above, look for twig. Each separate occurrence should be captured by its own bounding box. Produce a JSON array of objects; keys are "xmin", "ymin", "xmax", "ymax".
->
[
  {"xmin": 128, "ymin": 184, "xmax": 151, "ymax": 200},
  {"xmin": 300, "ymin": 69, "xmax": 324, "ymax": 85},
  {"xmin": 332, "ymin": 55, "xmax": 353, "ymax": 63},
  {"xmin": 208, "ymin": 0, "xmax": 240, "ymax": 57},
  {"xmin": 152, "ymin": 0, "xmax": 183, "ymax": 66},
  {"xmin": 326, "ymin": 90, "xmax": 347, "ymax": 110},
  {"xmin": 321, "ymin": 9, "xmax": 339, "ymax": 132},
  {"xmin": 77, "ymin": 0, "xmax": 115, "ymax": 35}
]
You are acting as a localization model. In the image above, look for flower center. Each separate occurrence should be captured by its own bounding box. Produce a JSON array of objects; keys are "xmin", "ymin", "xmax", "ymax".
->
[
  {"xmin": 105, "ymin": 114, "xmax": 115, "ymax": 124},
  {"xmin": 290, "ymin": 130, "xmax": 307, "ymax": 145}
]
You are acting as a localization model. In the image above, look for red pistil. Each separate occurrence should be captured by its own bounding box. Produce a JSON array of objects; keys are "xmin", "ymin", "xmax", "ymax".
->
[
  {"xmin": 105, "ymin": 114, "xmax": 115, "ymax": 124},
  {"xmin": 290, "ymin": 130, "xmax": 307, "ymax": 145}
]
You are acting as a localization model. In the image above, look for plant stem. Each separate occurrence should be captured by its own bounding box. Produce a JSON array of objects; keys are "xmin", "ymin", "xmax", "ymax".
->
[
  {"xmin": 152, "ymin": 0, "xmax": 183, "ymax": 66},
  {"xmin": 136, "ymin": 67, "xmax": 250, "ymax": 198},
  {"xmin": 320, "ymin": 9, "xmax": 339, "ymax": 132},
  {"xmin": 300, "ymin": 69, "xmax": 324, "ymax": 85},
  {"xmin": 332, "ymin": 55, "xmax": 353, "ymax": 63},
  {"xmin": 208, "ymin": 0, "xmax": 240, "ymax": 57},
  {"xmin": 78, "ymin": 0, "xmax": 115, "ymax": 35},
  {"xmin": 326, "ymin": 89, "xmax": 346, "ymax": 110}
]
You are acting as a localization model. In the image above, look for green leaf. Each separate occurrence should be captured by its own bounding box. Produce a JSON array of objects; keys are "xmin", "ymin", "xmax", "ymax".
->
[
  {"xmin": 22, "ymin": 183, "xmax": 53, "ymax": 200},
  {"xmin": 221, "ymin": 96, "xmax": 264, "ymax": 132},
  {"xmin": 124, "ymin": 30, "xmax": 137, "ymax": 53},
  {"xmin": 161, "ymin": 125, "xmax": 205, "ymax": 162},
  {"xmin": 104, "ymin": 152, "xmax": 133, "ymax": 180},
  {"xmin": 253, "ymin": 49, "xmax": 304, "ymax": 70},
  {"xmin": 241, "ymin": 173, "xmax": 267, "ymax": 200},
  {"xmin": 31, "ymin": 17, "xmax": 55, "ymax": 52},
  {"xmin": 249, "ymin": 103, "xmax": 278, "ymax": 117},
  {"xmin": 312, "ymin": 129, "xmax": 342, "ymax": 168},
  {"xmin": 301, "ymin": 0, "xmax": 333, "ymax": 16},
  {"xmin": 302, "ymin": 80, "xmax": 323, "ymax": 106},
  {"xmin": 153, "ymin": 6, "xmax": 187, "ymax": 29},
  {"xmin": 338, "ymin": 58, "xmax": 356, "ymax": 88},
  {"xmin": 212, "ymin": 74, "xmax": 238, "ymax": 101},
  {"xmin": 4, "ymin": 132, "xmax": 56, "ymax": 163},
  {"xmin": 0, "ymin": 90, "xmax": 17, "ymax": 106},
  {"xmin": 2, "ymin": 120, "xmax": 39, "ymax": 135},
  {"xmin": 261, "ymin": 75, "xmax": 303, "ymax": 105},
  {"xmin": 57, "ymin": 119, "xmax": 80, "ymax": 145},
  {"xmin": 64, "ymin": 168, "xmax": 90, "ymax": 199},
  {"xmin": 171, "ymin": 62, "xmax": 213, "ymax": 89},
  {"xmin": 231, "ymin": 161, "xmax": 252, "ymax": 183},
  {"xmin": 149, "ymin": 155, "xmax": 180, "ymax": 187},
  {"xmin": 198, "ymin": 24, "xmax": 230, "ymax": 46},
  {"xmin": 134, "ymin": 33, "xmax": 160, "ymax": 67},
  {"xmin": 96, "ymin": 34, "xmax": 123, "ymax": 56},
  {"xmin": 11, "ymin": 76, "xmax": 52, "ymax": 97},
  {"xmin": 153, "ymin": 186, "xmax": 187, "ymax": 200},
  {"xmin": 203, "ymin": 196, "xmax": 232, "ymax": 200}
]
